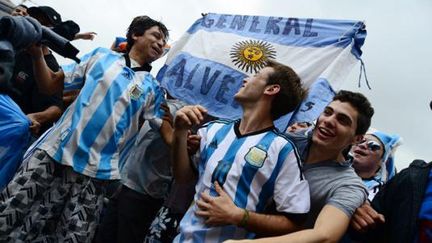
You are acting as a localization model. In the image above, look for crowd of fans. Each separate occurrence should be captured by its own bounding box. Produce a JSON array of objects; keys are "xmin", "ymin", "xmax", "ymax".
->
[{"xmin": 0, "ymin": 4, "xmax": 431, "ymax": 243}]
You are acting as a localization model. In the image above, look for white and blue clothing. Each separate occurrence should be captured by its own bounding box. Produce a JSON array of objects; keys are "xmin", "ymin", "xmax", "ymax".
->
[
  {"xmin": 36, "ymin": 47, "xmax": 165, "ymax": 180},
  {"xmin": 175, "ymin": 119, "xmax": 310, "ymax": 242}
]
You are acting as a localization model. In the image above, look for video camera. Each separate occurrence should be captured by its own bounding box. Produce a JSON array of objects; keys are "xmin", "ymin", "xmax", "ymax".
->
[{"xmin": 0, "ymin": 15, "xmax": 80, "ymax": 63}]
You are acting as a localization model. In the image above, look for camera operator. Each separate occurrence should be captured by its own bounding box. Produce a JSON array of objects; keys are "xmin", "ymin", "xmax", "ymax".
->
[{"xmin": 6, "ymin": 6, "xmax": 66, "ymax": 138}]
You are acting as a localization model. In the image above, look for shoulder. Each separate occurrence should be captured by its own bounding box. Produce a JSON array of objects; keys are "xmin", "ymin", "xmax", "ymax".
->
[{"xmin": 202, "ymin": 118, "xmax": 234, "ymax": 128}]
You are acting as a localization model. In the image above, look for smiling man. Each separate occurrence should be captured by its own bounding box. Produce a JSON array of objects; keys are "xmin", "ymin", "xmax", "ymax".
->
[
  {"xmin": 219, "ymin": 90, "xmax": 374, "ymax": 243},
  {"xmin": 0, "ymin": 16, "xmax": 169, "ymax": 242}
]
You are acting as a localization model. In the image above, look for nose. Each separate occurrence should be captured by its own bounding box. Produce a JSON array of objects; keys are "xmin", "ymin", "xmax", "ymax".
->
[
  {"xmin": 156, "ymin": 38, "xmax": 165, "ymax": 48},
  {"xmin": 320, "ymin": 114, "xmax": 336, "ymax": 128}
]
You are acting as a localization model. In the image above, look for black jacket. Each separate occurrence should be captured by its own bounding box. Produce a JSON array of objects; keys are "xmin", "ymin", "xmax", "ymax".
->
[{"xmin": 369, "ymin": 159, "xmax": 432, "ymax": 243}]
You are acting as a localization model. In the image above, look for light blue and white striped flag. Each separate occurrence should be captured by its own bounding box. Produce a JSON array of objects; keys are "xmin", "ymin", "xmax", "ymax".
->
[{"xmin": 157, "ymin": 13, "xmax": 366, "ymax": 128}]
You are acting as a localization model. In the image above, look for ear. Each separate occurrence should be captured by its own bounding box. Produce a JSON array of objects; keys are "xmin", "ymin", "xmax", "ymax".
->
[
  {"xmin": 131, "ymin": 33, "xmax": 139, "ymax": 41},
  {"xmin": 264, "ymin": 84, "xmax": 280, "ymax": 96}
]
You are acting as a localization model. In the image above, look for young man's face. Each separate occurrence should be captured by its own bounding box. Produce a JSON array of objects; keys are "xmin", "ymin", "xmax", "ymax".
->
[
  {"xmin": 351, "ymin": 134, "xmax": 384, "ymax": 173},
  {"xmin": 11, "ymin": 6, "xmax": 28, "ymax": 16},
  {"xmin": 234, "ymin": 66, "xmax": 274, "ymax": 103},
  {"xmin": 312, "ymin": 100, "xmax": 361, "ymax": 152},
  {"xmin": 131, "ymin": 26, "xmax": 166, "ymax": 63}
]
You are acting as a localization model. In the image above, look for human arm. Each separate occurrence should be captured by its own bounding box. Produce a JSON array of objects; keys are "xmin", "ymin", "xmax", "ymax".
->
[
  {"xmin": 172, "ymin": 105, "xmax": 207, "ymax": 183},
  {"xmin": 28, "ymin": 45, "xmax": 64, "ymax": 95},
  {"xmin": 26, "ymin": 105, "xmax": 62, "ymax": 135},
  {"xmin": 350, "ymin": 201, "xmax": 385, "ymax": 233},
  {"xmin": 197, "ymin": 182, "xmax": 303, "ymax": 236},
  {"xmin": 224, "ymin": 205, "xmax": 351, "ymax": 243},
  {"xmin": 74, "ymin": 32, "xmax": 97, "ymax": 41}
]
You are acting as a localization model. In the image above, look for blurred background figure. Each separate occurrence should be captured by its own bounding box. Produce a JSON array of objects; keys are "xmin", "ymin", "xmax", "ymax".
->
[
  {"xmin": 286, "ymin": 121, "xmax": 313, "ymax": 133},
  {"xmin": 350, "ymin": 129, "xmax": 402, "ymax": 200},
  {"xmin": 10, "ymin": 4, "xmax": 27, "ymax": 16}
]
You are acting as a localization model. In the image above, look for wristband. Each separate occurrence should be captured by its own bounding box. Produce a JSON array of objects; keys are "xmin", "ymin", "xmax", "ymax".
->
[{"xmin": 238, "ymin": 208, "xmax": 249, "ymax": 228}]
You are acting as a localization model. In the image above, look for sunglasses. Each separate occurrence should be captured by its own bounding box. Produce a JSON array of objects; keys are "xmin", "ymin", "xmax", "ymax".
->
[{"xmin": 358, "ymin": 139, "xmax": 382, "ymax": 152}]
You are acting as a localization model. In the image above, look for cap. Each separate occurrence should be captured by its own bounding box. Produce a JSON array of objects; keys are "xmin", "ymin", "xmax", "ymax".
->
[
  {"xmin": 28, "ymin": 6, "xmax": 62, "ymax": 26},
  {"xmin": 52, "ymin": 20, "xmax": 80, "ymax": 41},
  {"xmin": 368, "ymin": 128, "xmax": 403, "ymax": 182}
]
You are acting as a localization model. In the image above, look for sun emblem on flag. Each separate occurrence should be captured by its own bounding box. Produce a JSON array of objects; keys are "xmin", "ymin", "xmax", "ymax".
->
[{"xmin": 230, "ymin": 40, "xmax": 276, "ymax": 73}]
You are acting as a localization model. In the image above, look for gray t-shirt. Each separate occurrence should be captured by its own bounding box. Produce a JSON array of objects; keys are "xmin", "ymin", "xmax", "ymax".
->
[
  {"xmin": 287, "ymin": 130, "xmax": 367, "ymax": 228},
  {"xmin": 120, "ymin": 99, "xmax": 187, "ymax": 198}
]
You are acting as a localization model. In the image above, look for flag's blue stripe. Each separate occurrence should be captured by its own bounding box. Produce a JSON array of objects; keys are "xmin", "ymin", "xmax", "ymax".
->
[
  {"xmin": 160, "ymin": 52, "xmax": 246, "ymax": 119},
  {"xmin": 187, "ymin": 13, "xmax": 366, "ymax": 54},
  {"xmin": 289, "ymin": 78, "xmax": 335, "ymax": 127},
  {"xmin": 234, "ymin": 132, "xmax": 276, "ymax": 208}
]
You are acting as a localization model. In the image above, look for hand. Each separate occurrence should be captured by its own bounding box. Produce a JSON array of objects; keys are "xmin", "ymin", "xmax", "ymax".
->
[
  {"xmin": 161, "ymin": 103, "xmax": 173, "ymax": 126},
  {"xmin": 351, "ymin": 202, "xmax": 385, "ymax": 233},
  {"xmin": 174, "ymin": 105, "xmax": 207, "ymax": 131},
  {"xmin": 74, "ymin": 31, "xmax": 97, "ymax": 40},
  {"xmin": 27, "ymin": 113, "xmax": 41, "ymax": 135},
  {"xmin": 26, "ymin": 43, "xmax": 43, "ymax": 59},
  {"xmin": 63, "ymin": 89, "xmax": 80, "ymax": 107},
  {"xmin": 187, "ymin": 133, "xmax": 201, "ymax": 155},
  {"xmin": 196, "ymin": 182, "xmax": 243, "ymax": 226}
]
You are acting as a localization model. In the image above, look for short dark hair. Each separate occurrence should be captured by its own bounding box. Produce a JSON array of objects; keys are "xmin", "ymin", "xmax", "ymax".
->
[
  {"xmin": 332, "ymin": 90, "xmax": 374, "ymax": 135},
  {"xmin": 266, "ymin": 60, "xmax": 307, "ymax": 120},
  {"xmin": 126, "ymin": 16, "xmax": 169, "ymax": 52},
  {"xmin": 16, "ymin": 4, "xmax": 28, "ymax": 9}
]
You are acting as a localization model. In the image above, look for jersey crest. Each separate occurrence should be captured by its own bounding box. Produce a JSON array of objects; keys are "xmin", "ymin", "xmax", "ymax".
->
[{"xmin": 244, "ymin": 145, "xmax": 267, "ymax": 168}]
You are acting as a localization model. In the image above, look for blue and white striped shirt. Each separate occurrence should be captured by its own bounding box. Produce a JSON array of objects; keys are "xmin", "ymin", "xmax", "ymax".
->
[
  {"xmin": 37, "ymin": 48, "xmax": 165, "ymax": 180},
  {"xmin": 175, "ymin": 119, "xmax": 310, "ymax": 242}
]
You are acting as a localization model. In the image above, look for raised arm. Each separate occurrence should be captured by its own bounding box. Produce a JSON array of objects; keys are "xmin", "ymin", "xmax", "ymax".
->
[
  {"xmin": 29, "ymin": 45, "xmax": 64, "ymax": 95},
  {"xmin": 172, "ymin": 105, "xmax": 207, "ymax": 183}
]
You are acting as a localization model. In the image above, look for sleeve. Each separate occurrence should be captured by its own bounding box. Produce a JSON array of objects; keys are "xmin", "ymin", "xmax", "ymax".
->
[
  {"xmin": 326, "ymin": 175, "xmax": 368, "ymax": 218},
  {"xmin": 144, "ymin": 77, "xmax": 166, "ymax": 130},
  {"xmin": 62, "ymin": 47, "xmax": 110, "ymax": 92},
  {"xmin": 273, "ymin": 142, "xmax": 310, "ymax": 214}
]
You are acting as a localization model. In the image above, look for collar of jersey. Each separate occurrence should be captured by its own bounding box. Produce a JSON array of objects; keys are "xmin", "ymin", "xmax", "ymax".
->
[{"xmin": 124, "ymin": 53, "xmax": 152, "ymax": 72}]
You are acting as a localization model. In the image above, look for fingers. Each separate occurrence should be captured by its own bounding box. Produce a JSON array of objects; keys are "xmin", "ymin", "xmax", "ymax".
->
[
  {"xmin": 214, "ymin": 182, "xmax": 227, "ymax": 197},
  {"xmin": 200, "ymin": 190, "xmax": 213, "ymax": 203},
  {"xmin": 175, "ymin": 105, "xmax": 207, "ymax": 129},
  {"xmin": 196, "ymin": 198, "xmax": 211, "ymax": 210}
]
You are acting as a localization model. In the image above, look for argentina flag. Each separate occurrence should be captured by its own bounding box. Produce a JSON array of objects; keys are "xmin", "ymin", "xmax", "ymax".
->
[{"xmin": 157, "ymin": 13, "xmax": 366, "ymax": 127}]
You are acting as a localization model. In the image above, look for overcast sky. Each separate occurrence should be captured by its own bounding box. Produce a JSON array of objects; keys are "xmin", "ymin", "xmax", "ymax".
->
[{"xmin": 13, "ymin": 0, "xmax": 432, "ymax": 169}]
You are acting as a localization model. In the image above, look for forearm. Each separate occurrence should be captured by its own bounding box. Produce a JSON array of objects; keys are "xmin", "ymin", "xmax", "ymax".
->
[
  {"xmin": 28, "ymin": 106, "xmax": 62, "ymax": 125},
  {"xmin": 246, "ymin": 228, "xmax": 334, "ymax": 243},
  {"xmin": 243, "ymin": 212, "xmax": 301, "ymax": 237},
  {"xmin": 172, "ymin": 129, "xmax": 196, "ymax": 183},
  {"xmin": 31, "ymin": 53, "xmax": 63, "ymax": 95}
]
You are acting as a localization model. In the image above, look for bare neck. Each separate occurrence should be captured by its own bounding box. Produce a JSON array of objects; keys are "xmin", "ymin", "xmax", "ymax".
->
[
  {"xmin": 306, "ymin": 143, "xmax": 344, "ymax": 164},
  {"xmin": 239, "ymin": 102, "xmax": 274, "ymax": 134},
  {"xmin": 128, "ymin": 49, "xmax": 150, "ymax": 67}
]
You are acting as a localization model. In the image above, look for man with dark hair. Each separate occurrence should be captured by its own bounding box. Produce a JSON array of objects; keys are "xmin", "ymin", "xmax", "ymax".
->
[
  {"xmin": 171, "ymin": 60, "xmax": 310, "ymax": 242},
  {"xmin": 0, "ymin": 16, "xmax": 169, "ymax": 242},
  {"xmin": 126, "ymin": 15, "xmax": 168, "ymax": 54},
  {"xmin": 207, "ymin": 90, "xmax": 374, "ymax": 243},
  {"xmin": 10, "ymin": 4, "xmax": 28, "ymax": 16}
]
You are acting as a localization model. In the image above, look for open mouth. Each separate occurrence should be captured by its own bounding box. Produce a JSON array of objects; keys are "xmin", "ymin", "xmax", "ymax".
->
[
  {"xmin": 317, "ymin": 126, "xmax": 335, "ymax": 138},
  {"xmin": 353, "ymin": 148, "xmax": 367, "ymax": 156}
]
